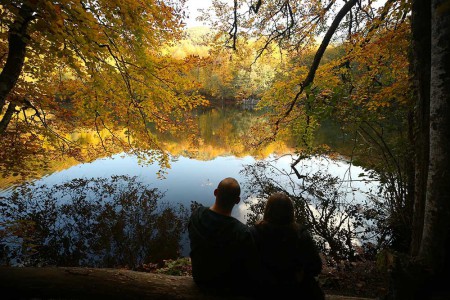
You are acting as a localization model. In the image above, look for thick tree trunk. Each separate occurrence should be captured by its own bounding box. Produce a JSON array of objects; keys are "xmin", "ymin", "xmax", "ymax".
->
[
  {"xmin": 418, "ymin": 0, "xmax": 450, "ymax": 274},
  {"xmin": 410, "ymin": 0, "xmax": 431, "ymax": 257},
  {"xmin": 386, "ymin": 2, "xmax": 450, "ymax": 299},
  {"xmin": 0, "ymin": 267, "xmax": 372, "ymax": 300},
  {"xmin": 0, "ymin": 267, "xmax": 217, "ymax": 300},
  {"xmin": 0, "ymin": 4, "xmax": 34, "ymax": 134}
]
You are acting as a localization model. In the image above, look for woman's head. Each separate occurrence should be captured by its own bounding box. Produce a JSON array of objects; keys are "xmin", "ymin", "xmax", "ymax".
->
[{"xmin": 263, "ymin": 192, "xmax": 295, "ymax": 226}]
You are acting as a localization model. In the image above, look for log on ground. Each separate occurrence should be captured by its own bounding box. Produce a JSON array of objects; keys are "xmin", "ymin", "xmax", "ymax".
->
[{"xmin": 0, "ymin": 267, "xmax": 374, "ymax": 300}]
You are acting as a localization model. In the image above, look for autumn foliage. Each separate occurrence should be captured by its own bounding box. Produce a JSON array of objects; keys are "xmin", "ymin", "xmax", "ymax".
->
[{"xmin": 0, "ymin": 0, "xmax": 208, "ymax": 177}]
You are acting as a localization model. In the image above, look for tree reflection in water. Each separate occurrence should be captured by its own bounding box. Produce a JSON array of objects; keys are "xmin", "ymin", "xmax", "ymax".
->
[{"xmin": 0, "ymin": 175, "xmax": 188, "ymax": 269}]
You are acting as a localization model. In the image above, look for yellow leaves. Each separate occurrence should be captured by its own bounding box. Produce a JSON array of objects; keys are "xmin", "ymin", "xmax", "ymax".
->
[
  {"xmin": 319, "ymin": 89, "xmax": 333, "ymax": 99},
  {"xmin": 366, "ymin": 101, "xmax": 391, "ymax": 111},
  {"xmin": 333, "ymin": 21, "xmax": 412, "ymax": 114}
]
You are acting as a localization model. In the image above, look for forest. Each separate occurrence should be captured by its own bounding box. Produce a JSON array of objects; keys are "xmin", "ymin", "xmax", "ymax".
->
[{"xmin": 0, "ymin": 0, "xmax": 449, "ymax": 299}]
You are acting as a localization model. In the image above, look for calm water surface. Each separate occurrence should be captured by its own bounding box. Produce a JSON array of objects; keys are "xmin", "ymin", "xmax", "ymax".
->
[
  {"xmin": 19, "ymin": 152, "xmax": 374, "ymax": 221},
  {"xmin": 0, "ymin": 106, "xmax": 377, "ymax": 266}
]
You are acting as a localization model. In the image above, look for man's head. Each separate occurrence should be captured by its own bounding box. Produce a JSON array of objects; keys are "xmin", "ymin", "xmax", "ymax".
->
[{"xmin": 213, "ymin": 177, "xmax": 241, "ymax": 212}]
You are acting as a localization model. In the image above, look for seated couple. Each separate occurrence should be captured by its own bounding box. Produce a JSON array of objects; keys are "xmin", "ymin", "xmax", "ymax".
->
[{"xmin": 188, "ymin": 177, "xmax": 325, "ymax": 299}]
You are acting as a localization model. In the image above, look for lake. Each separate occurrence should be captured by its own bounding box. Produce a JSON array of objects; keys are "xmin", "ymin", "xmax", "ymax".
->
[{"xmin": 0, "ymin": 104, "xmax": 377, "ymax": 267}]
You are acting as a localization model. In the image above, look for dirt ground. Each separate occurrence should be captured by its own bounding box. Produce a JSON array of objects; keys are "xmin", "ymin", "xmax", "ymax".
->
[
  {"xmin": 149, "ymin": 257, "xmax": 390, "ymax": 299},
  {"xmin": 319, "ymin": 260, "xmax": 389, "ymax": 299}
]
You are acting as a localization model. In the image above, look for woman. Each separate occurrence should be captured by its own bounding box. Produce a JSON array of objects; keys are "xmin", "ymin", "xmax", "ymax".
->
[{"xmin": 251, "ymin": 192, "xmax": 324, "ymax": 300}]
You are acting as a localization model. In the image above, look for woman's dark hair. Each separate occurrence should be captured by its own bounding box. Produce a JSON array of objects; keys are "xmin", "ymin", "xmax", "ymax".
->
[{"xmin": 262, "ymin": 192, "xmax": 295, "ymax": 226}]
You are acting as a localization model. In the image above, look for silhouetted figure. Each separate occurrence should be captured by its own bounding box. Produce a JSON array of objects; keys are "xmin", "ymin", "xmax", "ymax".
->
[
  {"xmin": 188, "ymin": 177, "xmax": 260, "ymax": 297},
  {"xmin": 251, "ymin": 192, "xmax": 325, "ymax": 300}
]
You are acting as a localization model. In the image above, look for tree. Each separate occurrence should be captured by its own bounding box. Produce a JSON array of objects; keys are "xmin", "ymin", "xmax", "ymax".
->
[
  {"xmin": 209, "ymin": 0, "xmax": 450, "ymax": 298},
  {"xmin": 380, "ymin": 1, "xmax": 450, "ymax": 298},
  {"xmin": 0, "ymin": 175, "xmax": 188, "ymax": 268},
  {"xmin": 0, "ymin": 0, "xmax": 207, "ymax": 177},
  {"xmin": 407, "ymin": 0, "xmax": 450, "ymax": 297}
]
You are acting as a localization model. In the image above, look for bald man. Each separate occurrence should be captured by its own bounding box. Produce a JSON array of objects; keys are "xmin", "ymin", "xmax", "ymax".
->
[{"xmin": 188, "ymin": 177, "xmax": 260, "ymax": 297}]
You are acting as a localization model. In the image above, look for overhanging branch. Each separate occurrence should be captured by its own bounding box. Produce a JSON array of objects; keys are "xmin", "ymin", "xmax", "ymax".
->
[
  {"xmin": 270, "ymin": 0, "xmax": 358, "ymax": 140},
  {"xmin": 0, "ymin": 3, "xmax": 35, "ymax": 134}
]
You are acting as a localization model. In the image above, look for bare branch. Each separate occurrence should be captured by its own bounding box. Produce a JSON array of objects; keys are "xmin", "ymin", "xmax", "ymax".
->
[
  {"xmin": 250, "ymin": 0, "xmax": 262, "ymax": 14},
  {"xmin": 267, "ymin": 0, "xmax": 358, "ymax": 143},
  {"xmin": 228, "ymin": 0, "xmax": 238, "ymax": 50}
]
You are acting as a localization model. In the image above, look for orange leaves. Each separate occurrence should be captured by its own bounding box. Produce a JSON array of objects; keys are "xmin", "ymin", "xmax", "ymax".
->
[
  {"xmin": 0, "ymin": 0, "xmax": 208, "ymax": 175},
  {"xmin": 334, "ymin": 21, "xmax": 412, "ymax": 114}
]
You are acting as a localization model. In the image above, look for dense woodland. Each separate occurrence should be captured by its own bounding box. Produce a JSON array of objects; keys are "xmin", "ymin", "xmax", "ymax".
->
[{"xmin": 0, "ymin": 0, "xmax": 449, "ymax": 299}]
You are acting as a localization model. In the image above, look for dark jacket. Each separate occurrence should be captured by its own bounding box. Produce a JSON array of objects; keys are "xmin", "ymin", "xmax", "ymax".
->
[
  {"xmin": 188, "ymin": 205, "xmax": 260, "ymax": 296},
  {"xmin": 251, "ymin": 222, "xmax": 324, "ymax": 299}
]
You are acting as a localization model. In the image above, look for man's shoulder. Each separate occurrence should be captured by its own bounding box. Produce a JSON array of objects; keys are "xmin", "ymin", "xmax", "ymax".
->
[
  {"xmin": 189, "ymin": 205, "xmax": 209, "ymax": 220},
  {"xmin": 227, "ymin": 217, "xmax": 249, "ymax": 230},
  {"xmin": 227, "ymin": 219, "xmax": 252, "ymax": 241},
  {"xmin": 192, "ymin": 204, "xmax": 207, "ymax": 214}
]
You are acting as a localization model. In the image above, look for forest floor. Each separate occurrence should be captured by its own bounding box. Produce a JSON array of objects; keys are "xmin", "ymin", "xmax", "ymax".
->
[
  {"xmin": 0, "ymin": 265, "xmax": 388, "ymax": 300},
  {"xmin": 146, "ymin": 257, "xmax": 389, "ymax": 300},
  {"xmin": 319, "ymin": 260, "xmax": 389, "ymax": 299},
  {"xmin": 0, "ymin": 260, "xmax": 389, "ymax": 299}
]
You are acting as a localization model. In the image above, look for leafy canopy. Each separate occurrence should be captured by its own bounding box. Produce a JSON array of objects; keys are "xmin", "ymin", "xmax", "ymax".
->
[{"xmin": 0, "ymin": 0, "xmax": 207, "ymax": 177}]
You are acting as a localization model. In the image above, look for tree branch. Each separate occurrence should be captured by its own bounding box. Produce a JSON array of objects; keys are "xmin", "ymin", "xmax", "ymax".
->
[
  {"xmin": 270, "ymin": 0, "xmax": 358, "ymax": 141},
  {"xmin": 0, "ymin": 101, "xmax": 19, "ymax": 133},
  {"xmin": 0, "ymin": 3, "xmax": 35, "ymax": 134}
]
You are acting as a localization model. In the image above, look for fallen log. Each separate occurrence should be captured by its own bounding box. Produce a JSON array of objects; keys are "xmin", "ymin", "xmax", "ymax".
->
[{"xmin": 0, "ymin": 267, "xmax": 373, "ymax": 300}]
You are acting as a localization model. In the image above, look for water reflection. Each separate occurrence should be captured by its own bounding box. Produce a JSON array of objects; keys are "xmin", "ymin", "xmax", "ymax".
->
[
  {"xmin": 0, "ymin": 104, "xmax": 375, "ymax": 266},
  {"xmin": 0, "ymin": 152, "xmax": 380, "ymax": 267},
  {"xmin": 0, "ymin": 175, "xmax": 188, "ymax": 269},
  {"xmin": 0, "ymin": 154, "xmax": 259, "ymax": 267},
  {"xmin": 240, "ymin": 155, "xmax": 380, "ymax": 261},
  {"xmin": 0, "ymin": 106, "xmax": 295, "ymax": 190}
]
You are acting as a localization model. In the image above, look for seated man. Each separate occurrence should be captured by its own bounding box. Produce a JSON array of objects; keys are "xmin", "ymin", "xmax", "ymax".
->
[{"xmin": 188, "ymin": 177, "xmax": 260, "ymax": 297}]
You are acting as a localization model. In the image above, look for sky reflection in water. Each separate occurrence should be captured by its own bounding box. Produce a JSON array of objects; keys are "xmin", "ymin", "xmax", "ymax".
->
[
  {"xmin": 31, "ymin": 153, "xmax": 375, "ymax": 223},
  {"xmin": 0, "ymin": 151, "xmax": 377, "ymax": 261}
]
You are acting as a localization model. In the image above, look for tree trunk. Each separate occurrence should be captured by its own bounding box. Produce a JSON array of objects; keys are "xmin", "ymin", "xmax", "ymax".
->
[
  {"xmin": 0, "ymin": 3, "xmax": 34, "ymax": 134},
  {"xmin": 0, "ymin": 267, "xmax": 372, "ymax": 300},
  {"xmin": 0, "ymin": 101, "xmax": 18, "ymax": 133},
  {"xmin": 410, "ymin": 0, "xmax": 431, "ymax": 257},
  {"xmin": 418, "ymin": 0, "xmax": 450, "ymax": 275},
  {"xmin": 386, "ymin": 2, "xmax": 450, "ymax": 299},
  {"xmin": 0, "ymin": 267, "xmax": 221, "ymax": 300}
]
